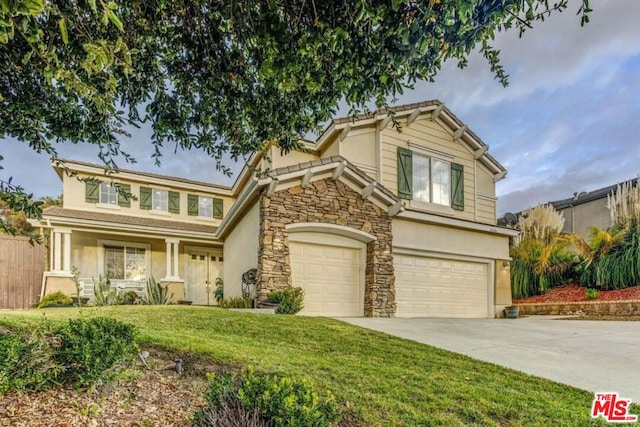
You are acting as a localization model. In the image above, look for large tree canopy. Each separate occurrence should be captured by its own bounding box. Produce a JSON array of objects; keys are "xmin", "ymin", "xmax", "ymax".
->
[{"xmin": 0, "ymin": 0, "xmax": 590, "ymax": 233}]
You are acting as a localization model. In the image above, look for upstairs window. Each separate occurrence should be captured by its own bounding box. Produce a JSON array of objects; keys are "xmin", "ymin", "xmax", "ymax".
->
[
  {"xmin": 198, "ymin": 196, "xmax": 212, "ymax": 217},
  {"xmin": 85, "ymin": 181, "xmax": 131, "ymax": 207},
  {"xmin": 140, "ymin": 187, "xmax": 180, "ymax": 213},
  {"xmin": 397, "ymin": 147, "xmax": 464, "ymax": 210},
  {"xmin": 100, "ymin": 183, "xmax": 118, "ymax": 205},
  {"xmin": 152, "ymin": 189, "xmax": 168, "ymax": 211},
  {"xmin": 188, "ymin": 194, "xmax": 223, "ymax": 219}
]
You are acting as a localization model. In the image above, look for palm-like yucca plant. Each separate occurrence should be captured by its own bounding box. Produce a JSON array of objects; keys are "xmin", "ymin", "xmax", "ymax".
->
[
  {"xmin": 510, "ymin": 237, "xmax": 575, "ymax": 300},
  {"xmin": 510, "ymin": 203, "xmax": 573, "ymax": 300},
  {"xmin": 142, "ymin": 277, "xmax": 174, "ymax": 305},
  {"xmin": 562, "ymin": 226, "xmax": 626, "ymax": 287}
]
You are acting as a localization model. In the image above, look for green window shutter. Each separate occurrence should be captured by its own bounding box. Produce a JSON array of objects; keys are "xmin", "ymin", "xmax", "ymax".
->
[
  {"xmin": 168, "ymin": 191, "xmax": 180, "ymax": 213},
  {"xmin": 187, "ymin": 194, "xmax": 199, "ymax": 216},
  {"xmin": 140, "ymin": 187, "xmax": 152, "ymax": 210},
  {"xmin": 212, "ymin": 198, "xmax": 224, "ymax": 219},
  {"xmin": 451, "ymin": 163, "xmax": 464, "ymax": 211},
  {"xmin": 117, "ymin": 183, "xmax": 131, "ymax": 207},
  {"xmin": 397, "ymin": 147, "xmax": 413, "ymax": 199},
  {"xmin": 85, "ymin": 180, "xmax": 99, "ymax": 203}
]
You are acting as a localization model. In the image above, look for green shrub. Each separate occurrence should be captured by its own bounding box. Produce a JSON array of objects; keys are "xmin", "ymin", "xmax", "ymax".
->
[
  {"xmin": 196, "ymin": 369, "xmax": 340, "ymax": 427},
  {"xmin": 121, "ymin": 291, "xmax": 139, "ymax": 305},
  {"xmin": 0, "ymin": 324, "xmax": 63, "ymax": 394},
  {"xmin": 267, "ymin": 287, "xmax": 304, "ymax": 315},
  {"xmin": 93, "ymin": 275, "xmax": 123, "ymax": 306},
  {"xmin": 214, "ymin": 277, "xmax": 224, "ymax": 303},
  {"xmin": 37, "ymin": 291, "xmax": 73, "ymax": 308},
  {"xmin": 142, "ymin": 277, "xmax": 174, "ymax": 305},
  {"xmin": 510, "ymin": 238, "xmax": 574, "ymax": 300},
  {"xmin": 219, "ymin": 296, "xmax": 253, "ymax": 309},
  {"xmin": 585, "ymin": 288, "xmax": 599, "ymax": 299},
  {"xmin": 54, "ymin": 317, "xmax": 138, "ymax": 387}
]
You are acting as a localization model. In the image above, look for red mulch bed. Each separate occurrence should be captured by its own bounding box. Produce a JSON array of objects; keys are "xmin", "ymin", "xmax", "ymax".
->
[{"xmin": 514, "ymin": 284, "xmax": 640, "ymax": 304}]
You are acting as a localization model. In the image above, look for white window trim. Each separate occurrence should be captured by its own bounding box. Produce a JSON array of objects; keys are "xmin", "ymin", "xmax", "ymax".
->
[
  {"xmin": 151, "ymin": 188, "xmax": 169, "ymax": 212},
  {"xmin": 408, "ymin": 142, "xmax": 454, "ymax": 161},
  {"xmin": 412, "ymin": 152, "xmax": 452, "ymax": 207},
  {"xmin": 97, "ymin": 239, "xmax": 151, "ymax": 283},
  {"xmin": 99, "ymin": 182, "xmax": 118, "ymax": 206},
  {"xmin": 198, "ymin": 195, "xmax": 213, "ymax": 217}
]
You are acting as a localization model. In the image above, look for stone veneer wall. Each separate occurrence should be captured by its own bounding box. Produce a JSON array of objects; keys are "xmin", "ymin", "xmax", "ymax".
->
[{"xmin": 257, "ymin": 178, "xmax": 395, "ymax": 317}]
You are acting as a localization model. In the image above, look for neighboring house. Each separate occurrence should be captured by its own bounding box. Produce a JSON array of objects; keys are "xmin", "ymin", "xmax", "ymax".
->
[
  {"xmin": 551, "ymin": 178, "xmax": 638, "ymax": 238},
  {"xmin": 500, "ymin": 178, "xmax": 638, "ymax": 239},
  {"xmin": 32, "ymin": 100, "xmax": 517, "ymax": 318}
]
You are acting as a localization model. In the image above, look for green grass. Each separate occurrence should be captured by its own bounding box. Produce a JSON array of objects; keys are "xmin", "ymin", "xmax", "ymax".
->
[{"xmin": 1, "ymin": 306, "xmax": 635, "ymax": 426}]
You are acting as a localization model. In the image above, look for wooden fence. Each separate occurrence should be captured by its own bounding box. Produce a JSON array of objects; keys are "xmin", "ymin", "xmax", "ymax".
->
[{"xmin": 0, "ymin": 235, "xmax": 45, "ymax": 309}]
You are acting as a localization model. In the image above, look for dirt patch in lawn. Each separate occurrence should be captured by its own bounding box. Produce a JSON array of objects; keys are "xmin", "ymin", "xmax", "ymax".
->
[
  {"xmin": 513, "ymin": 284, "xmax": 640, "ymax": 304},
  {"xmin": 560, "ymin": 314, "xmax": 640, "ymax": 321},
  {"xmin": 0, "ymin": 345, "xmax": 228, "ymax": 427}
]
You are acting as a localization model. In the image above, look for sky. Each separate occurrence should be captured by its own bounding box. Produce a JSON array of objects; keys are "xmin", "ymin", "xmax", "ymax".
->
[{"xmin": 2, "ymin": 0, "xmax": 639, "ymax": 216}]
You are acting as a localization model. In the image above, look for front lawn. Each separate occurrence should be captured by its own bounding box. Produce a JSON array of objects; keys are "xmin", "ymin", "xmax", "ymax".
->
[{"xmin": 0, "ymin": 307, "xmax": 629, "ymax": 425}]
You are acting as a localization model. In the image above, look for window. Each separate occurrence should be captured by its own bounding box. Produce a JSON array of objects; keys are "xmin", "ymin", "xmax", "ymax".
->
[
  {"xmin": 397, "ymin": 147, "xmax": 464, "ymax": 210},
  {"xmin": 100, "ymin": 183, "xmax": 118, "ymax": 205},
  {"xmin": 198, "ymin": 196, "xmax": 212, "ymax": 217},
  {"xmin": 104, "ymin": 246, "xmax": 147, "ymax": 281},
  {"xmin": 140, "ymin": 187, "xmax": 179, "ymax": 213},
  {"xmin": 152, "ymin": 189, "xmax": 168, "ymax": 211},
  {"xmin": 188, "ymin": 194, "xmax": 224, "ymax": 219}
]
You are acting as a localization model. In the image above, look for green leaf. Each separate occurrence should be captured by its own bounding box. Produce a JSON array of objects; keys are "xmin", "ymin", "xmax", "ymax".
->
[
  {"xmin": 58, "ymin": 17, "xmax": 68, "ymax": 44},
  {"xmin": 106, "ymin": 10, "xmax": 123, "ymax": 31}
]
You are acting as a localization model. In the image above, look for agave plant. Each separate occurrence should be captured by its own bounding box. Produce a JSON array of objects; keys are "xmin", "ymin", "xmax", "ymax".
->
[
  {"xmin": 92, "ymin": 275, "xmax": 123, "ymax": 306},
  {"xmin": 142, "ymin": 277, "xmax": 174, "ymax": 305}
]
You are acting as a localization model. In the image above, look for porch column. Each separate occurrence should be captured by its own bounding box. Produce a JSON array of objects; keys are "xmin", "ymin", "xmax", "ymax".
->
[{"xmin": 164, "ymin": 238, "xmax": 181, "ymax": 280}]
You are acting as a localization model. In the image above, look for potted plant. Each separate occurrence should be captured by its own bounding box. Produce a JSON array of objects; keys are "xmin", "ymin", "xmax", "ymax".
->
[{"xmin": 505, "ymin": 305, "xmax": 519, "ymax": 319}]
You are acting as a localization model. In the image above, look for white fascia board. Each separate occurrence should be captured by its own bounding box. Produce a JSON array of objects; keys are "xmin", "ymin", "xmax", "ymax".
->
[
  {"xmin": 41, "ymin": 217, "xmax": 220, "ymax": 241},
  {"xmin": 62, "ymin": 163, "xmax": 234, "ymax": 196},
  {"xmin": 215, "ymin": 177, "xmax": 260, "ymax": 239},
  {"xmin": 398, "ymin": 209, "xmax": 520, "ymax": 237}
]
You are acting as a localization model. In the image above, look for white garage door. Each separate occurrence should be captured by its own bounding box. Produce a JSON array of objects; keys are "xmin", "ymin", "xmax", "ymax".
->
[
  {"xmin": 394, "ymin": 254, "xmax": 489, "ymax": 318},
  {"xmin": 290, "ymin": 241, "xmax": 362, "ymax": 316}
]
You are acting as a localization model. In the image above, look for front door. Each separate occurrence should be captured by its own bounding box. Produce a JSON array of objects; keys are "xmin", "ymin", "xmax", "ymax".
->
[{"xmin": 186, "ymin": 250, "xmax": 223, "ymax": 305}]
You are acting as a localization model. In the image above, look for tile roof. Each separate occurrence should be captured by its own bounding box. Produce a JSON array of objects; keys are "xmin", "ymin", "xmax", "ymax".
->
[{"xmin": 43, "ymin": 207, "xmax": 218, "ymax": 234}]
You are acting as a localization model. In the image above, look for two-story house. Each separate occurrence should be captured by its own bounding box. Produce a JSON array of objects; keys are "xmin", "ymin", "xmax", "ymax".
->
[{"xmin": 34, "ymin": 100, "xmax": 517, "ymax": 317}]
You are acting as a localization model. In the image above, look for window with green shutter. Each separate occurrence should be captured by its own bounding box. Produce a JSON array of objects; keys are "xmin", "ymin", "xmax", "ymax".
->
[
  {"xmin": 168, "ymin": 191, "xmax": 180, "ymax": 213},
  {"xmin": 212, "ymin": 198, "xmax": 223, "ymax": 219},
  {"xmin": 398, "ymin": 146, "xmax": 465, "ymax": 210},
  {"xmin": 140, "ymin": 187, "xmax": 152, "ymax": 210},
  {"xmin": 85, "ymin": 180, "xmax": 100, "ymax": 203},
  {"xmin": 187, "ymin": 194, "xmax": 199, "ymax": 216},
  {"xmin": 397, "ymin": 147, "xmax": 413, "ymax": 199},
  {"xmin": 450, "ymin": 163, "xmax": 464, "ymax": 211},
  {"xmin": 117, "ymin": 184, "xmax": 131, "ymax": 207}
]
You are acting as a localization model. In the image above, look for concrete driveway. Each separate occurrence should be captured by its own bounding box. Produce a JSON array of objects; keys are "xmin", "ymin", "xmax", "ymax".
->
[{"xmin": 340, "ymin": 316, "xmax": 640, "ymax": 402}]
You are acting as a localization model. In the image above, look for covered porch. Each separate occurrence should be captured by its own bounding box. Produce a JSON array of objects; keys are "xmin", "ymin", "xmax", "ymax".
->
[{"xmin": 34, "ymin": 207, "xmax": 223, "ymax": 305}]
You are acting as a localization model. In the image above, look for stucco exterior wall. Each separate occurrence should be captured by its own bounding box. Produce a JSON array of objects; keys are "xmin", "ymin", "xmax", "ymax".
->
[
  {"xmin": 265, "ymin": 146, "xmax": 320, "ymax": 170},
  {"xmin": 339, "ymin": 128, "xmax": 378, "ymax": 179},
  {"xmin": 572, "ymin": 198, "xmax": 612, "ymax": 238},
  {"xmin": 223, "ymin": 201, "xmax": 259, "ymax": 298},
  {"xmin": 494, "ymin": 260, "xmax": 512, "ymax": 316},
  {"xmin": 392, "ymin": 218, "xmax": 510, "ymax": 260},
  {"xmin": 43, "ymin": 275, "xmax": 75, "ymax": 296}
]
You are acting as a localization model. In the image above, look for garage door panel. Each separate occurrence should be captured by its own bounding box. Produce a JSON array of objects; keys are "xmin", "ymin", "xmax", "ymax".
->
[
  {"xmin": 290, "ymin": 241, "xmax": 361, "ymax": 317},
  {"xmin": 395, "ymin": 255, "xmax": 489, "ymax": 318}
]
